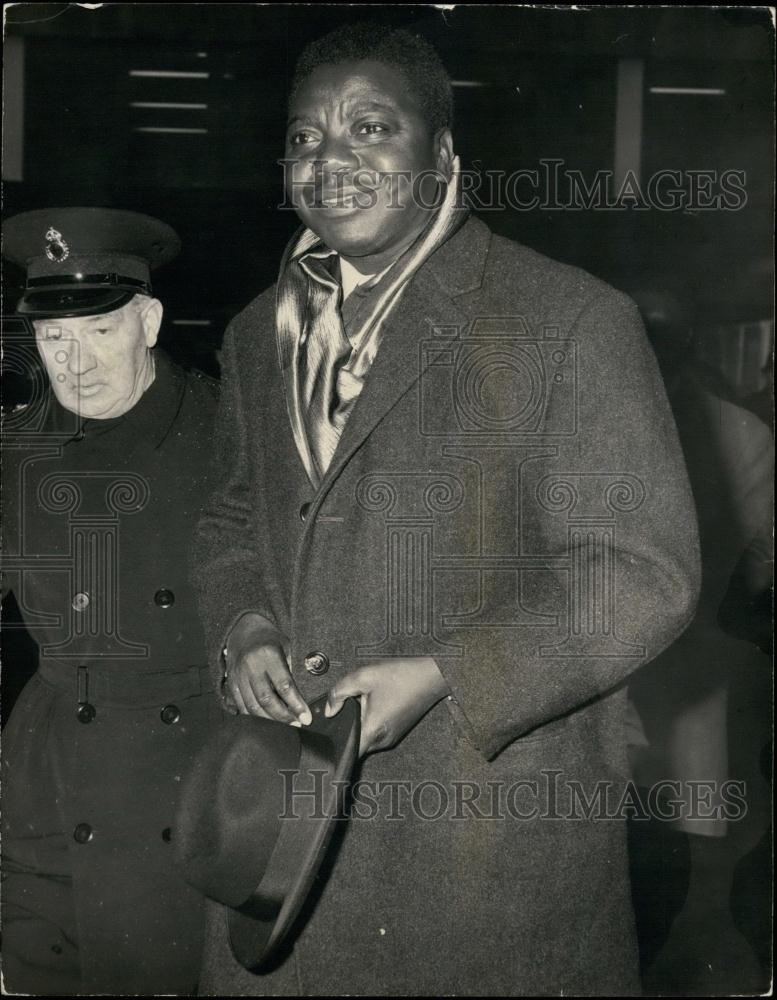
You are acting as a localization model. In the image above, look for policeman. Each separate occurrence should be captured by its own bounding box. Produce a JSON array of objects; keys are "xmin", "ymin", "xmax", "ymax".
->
[{"xmin": 1, "ymin": 208, "xmax": 220, "ymax": 994}]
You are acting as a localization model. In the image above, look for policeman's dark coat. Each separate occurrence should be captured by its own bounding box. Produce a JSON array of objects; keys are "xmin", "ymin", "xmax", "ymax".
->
[
  {"xmin": 2, "ymin": 350, "xmax": 220, "ymax": 994},
  {"xmin": 193, "ymin": 216, "xmax": 701, "ymax": 995}
]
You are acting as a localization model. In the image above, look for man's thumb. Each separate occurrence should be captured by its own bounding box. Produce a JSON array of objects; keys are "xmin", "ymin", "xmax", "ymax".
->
[
  {"xmin": 324, "ymin": 687, "xmax": 344, "ymax": 717},
  {"xmin": 324, "ymin": 674, "xmax": 361, "ymax": 717}
]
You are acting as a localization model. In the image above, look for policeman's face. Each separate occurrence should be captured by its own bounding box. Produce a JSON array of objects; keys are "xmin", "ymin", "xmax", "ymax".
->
[
  {"xmin": 33, "ymin": 296, "xmax": 162, "ymax": 419},
  {"xmin": 284, "ymin": 60, "xmax": 453, "ymax": 271}
]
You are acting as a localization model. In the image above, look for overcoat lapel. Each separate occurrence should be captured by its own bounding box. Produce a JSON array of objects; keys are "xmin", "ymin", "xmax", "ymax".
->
[
  {"xmin": 273, "ymin": 215, "xmax": 493, "ymax": 496},
  {"xmin": 318, "ymin": 217, "xmax": 492, "ymax": 496}
]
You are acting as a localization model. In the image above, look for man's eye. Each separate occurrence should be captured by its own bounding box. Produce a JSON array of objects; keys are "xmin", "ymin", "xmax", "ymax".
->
[
  {"xmin": 289, "ymin": 131, "xmax": 318, "ymax": 147},
  {"xmin": 95, "ymin": 327, "xmax": 112, "ymax": 335},
  {"xmin": 357, "ymin": 122, "xmax": 389, "ymax": 136}
]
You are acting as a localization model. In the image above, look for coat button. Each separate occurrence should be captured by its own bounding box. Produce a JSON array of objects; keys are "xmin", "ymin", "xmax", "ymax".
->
[
  {"xmin": 299, "ymin": 502, "xmax": 311, "ymax": 523},
  {"xmin": 73, "ymin": 822, "xmax": 93, "ymax": 844},
  {"xmin": 304, "ymin": 651, "xmax": 329, "ymax": 676},
  {"xmin": 161, "ymin": 827, "xmax": 172, "ymax": 843},
  {"xmin": 160, "ymin": 704, "xmax": 180, "ymax": 725},
  {"xmin": 72, "ymin": 592, "xmax": 90, "ymax": 612},
  {"xmin": 154, "ymin": 589, "xmax": 175, "ymax": 608},
  {"xmin": 77, "ymin": 702, "xmax": 96, "ymax": 724}
]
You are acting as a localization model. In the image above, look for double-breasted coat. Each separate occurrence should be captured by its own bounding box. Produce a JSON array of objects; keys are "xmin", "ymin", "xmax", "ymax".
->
[
  {"xmin": 193, "ymin": 216, "xmax": 701, "ymax": 996},
  {"xmin": 1, "ymin": 350, "xmax": 221, "ymax": 994}
]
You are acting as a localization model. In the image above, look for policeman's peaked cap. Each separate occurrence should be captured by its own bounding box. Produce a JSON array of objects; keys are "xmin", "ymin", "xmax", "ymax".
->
[{"xmin": 3, "ymin": 207, "xmax": 181, "ymax": 318}]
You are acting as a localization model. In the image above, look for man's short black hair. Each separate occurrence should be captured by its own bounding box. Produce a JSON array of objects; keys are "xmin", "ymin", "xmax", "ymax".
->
[{"xmin": 290, "ymin": 23, "xmax": 453, "ymax": 134}]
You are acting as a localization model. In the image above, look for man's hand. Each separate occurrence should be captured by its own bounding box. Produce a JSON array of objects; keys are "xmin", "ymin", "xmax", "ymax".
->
[
  {"xmin": 223, "ymin": 613, "xmax": 311, "ymax": 726},
  {"xmin": 325, "ymin": 657, "xmax": 450, "ymax": 757}
]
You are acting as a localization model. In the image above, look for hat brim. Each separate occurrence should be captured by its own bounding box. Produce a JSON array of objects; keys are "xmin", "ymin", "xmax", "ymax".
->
[
  {"xmin": 16, "ymin": 287, "xmax": 137, "ymax": 319},
  {"xmin": 227, "ymin": 696, "xmax": 360, "ymax": 972}
]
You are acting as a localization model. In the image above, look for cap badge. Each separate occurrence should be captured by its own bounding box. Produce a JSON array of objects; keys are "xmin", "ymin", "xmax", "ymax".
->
[{"xmin": 44, "ymin": 227, "xmax": 70, "ymax": 263}]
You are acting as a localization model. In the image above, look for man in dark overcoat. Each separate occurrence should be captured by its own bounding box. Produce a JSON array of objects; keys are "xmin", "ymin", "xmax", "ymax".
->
[
  {"xmin": 193, "ymin": 26, "xmax": 701, "ymax": 996},
  {"xmin": 1, "ymin": 209, "xmax": 221, "ymax": 994}
]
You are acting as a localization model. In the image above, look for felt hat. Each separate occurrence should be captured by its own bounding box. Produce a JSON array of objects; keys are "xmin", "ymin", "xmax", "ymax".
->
[{"xmin": 173, "ymin": 694, "xmax": 360, "ymax": 972}]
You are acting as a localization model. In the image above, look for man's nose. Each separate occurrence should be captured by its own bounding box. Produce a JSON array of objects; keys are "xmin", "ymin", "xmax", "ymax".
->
[
  {"xmin": 316, "ymin": 134, "xmax": 359, "ymax": 176},
  {"xmin": 65, "ymin": 336, "xmax": 97, "ymax": 376}
]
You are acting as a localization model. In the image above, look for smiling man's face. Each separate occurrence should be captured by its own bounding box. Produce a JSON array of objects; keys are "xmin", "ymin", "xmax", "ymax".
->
[
  {"xmin": 33, "ymin": 296, "xmax": 161, "ymax": 419},
  {"xmin": 285, "ymin": 59, "xmax": 453, "ymax": 273}
]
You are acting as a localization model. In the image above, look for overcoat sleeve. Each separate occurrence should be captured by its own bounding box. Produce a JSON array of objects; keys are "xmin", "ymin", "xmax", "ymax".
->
[
  {"xmin": 433, "ymin": 288, "xmax": 702, "ymax": 760},
  {"xmin": 190, "ymin": 323, "xmax": 276, "ymax": 682}
]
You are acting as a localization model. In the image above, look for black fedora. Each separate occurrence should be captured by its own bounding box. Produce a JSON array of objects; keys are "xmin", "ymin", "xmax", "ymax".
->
[{"xmin": 173, "ymin": 694, "xmax": 360, "ymax": 972}]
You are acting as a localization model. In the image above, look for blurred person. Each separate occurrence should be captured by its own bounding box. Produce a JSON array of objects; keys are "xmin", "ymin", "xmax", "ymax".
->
[{"xmin": 626, "ymin": 288, "xmax": 773, "ymax": 992}]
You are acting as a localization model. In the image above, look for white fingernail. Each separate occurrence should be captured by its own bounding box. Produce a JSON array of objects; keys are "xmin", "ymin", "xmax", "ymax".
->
[
  {"xmin": 290, "ymin": 719, "xmax": 302, "ymax": 728},
  {"xmin": 300, "ymin": 709, "xmax": 312, "ymax": 726}
]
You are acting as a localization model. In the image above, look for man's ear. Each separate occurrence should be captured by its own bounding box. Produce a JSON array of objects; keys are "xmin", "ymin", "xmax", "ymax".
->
[
  {"xmin": 435, "ymin": 128, "xmax": 454, "ymax": 180},
  {"xmin": 139, "ymin": 297, "xmax": 163, "ymax": 348}
]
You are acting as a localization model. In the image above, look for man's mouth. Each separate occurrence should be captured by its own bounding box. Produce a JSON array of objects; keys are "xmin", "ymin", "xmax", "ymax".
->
[
  {"xmin": 76, "ymin": 383, "xmax": 105, "ymax": 397},
  {"xmin": 309, "ymin": 188, "xmax": 367, "ymax": 211},
  {"xmin": 321, "ymin": 192, "xmax": 356, "ymax": 208},
  {"xmin": 303, "ymin": 173, "xmax": 386, "ymax": 211}
]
